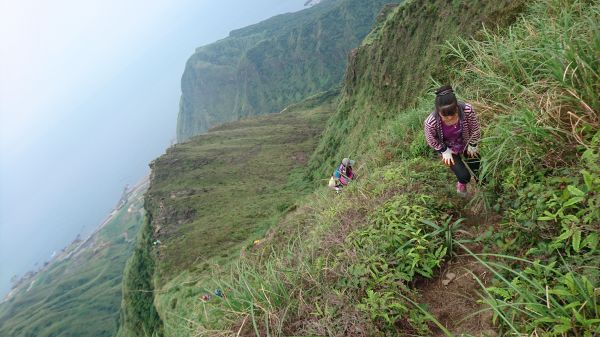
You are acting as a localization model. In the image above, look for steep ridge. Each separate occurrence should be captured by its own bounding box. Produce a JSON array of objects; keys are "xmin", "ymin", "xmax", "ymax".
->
[
  {"xmin": 122, "ymin": 0, "xmax": 599, "ymax": 336},
  {"xmin": 0, "ymin": 179, "xmax": 148, "ymax": 337},
  {"xmin": 124, "ymin": 1, "xmax": 527, "ymax": 336},
  {"xmin": 177, "ymin": 0, "xmax": 398, "ymax": 141},
  {"xmin": 208, "ymin": 0, "xmax": 596, "ymax": 335},
  {"xmin": 198, "ymin": 0, "xmax": 597, "ymax": 334}
]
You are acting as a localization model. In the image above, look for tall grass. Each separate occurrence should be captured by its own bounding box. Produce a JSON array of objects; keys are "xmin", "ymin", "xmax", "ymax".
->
[
  {"xmin": 461, "ymin": 244, "xmax": 600, "ymax": 336},
  {"xmin": 169, "ymin": 189, "xmax": 351, "ymax": 336},
  {"xmin": 306, "ymin": 0, "xmax": 527, "ymax": 183},
  {"xmin": 441, "ymin": 1, "xmax": 600, "ymax": 335},
  {"xmin": 207, "ymin": 259, "xmax": 301, "ymax": 336},
  {"xmin": 446, "ymin": 0, "xmax": 599, "ymax": 191}
]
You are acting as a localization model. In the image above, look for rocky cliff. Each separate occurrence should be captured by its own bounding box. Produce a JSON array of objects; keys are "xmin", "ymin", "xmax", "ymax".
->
[{"xmin": 176, "ymin": 0, "xmax": 397, "ymax": 141}]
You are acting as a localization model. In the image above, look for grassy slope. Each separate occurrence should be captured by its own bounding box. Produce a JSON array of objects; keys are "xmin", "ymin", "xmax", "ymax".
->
[
  {"xmin": 0, "ymin": 181, "xmax": 147, "ymax": 337},
  {"xmin": 123, "ymin": 0, "xmax": 599, "ymax": 336},
  {"xmin": 176, "ymin": 0, "xmax": 396, "ymax": 140},
  {"xmin": 119, "ymin": 92, "xmax": 337, "ymax": 337},
  {"xmin": 173, "ymin": 0, "xmax": 599, "ymax": 336}
]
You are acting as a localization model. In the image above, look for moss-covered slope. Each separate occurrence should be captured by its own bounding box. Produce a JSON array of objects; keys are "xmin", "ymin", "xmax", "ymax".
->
[{"xmin": 176, "ymin": 0, "xmax": 397, "ymax": 141}]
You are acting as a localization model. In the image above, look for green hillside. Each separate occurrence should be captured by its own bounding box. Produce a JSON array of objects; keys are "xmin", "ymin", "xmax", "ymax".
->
[
  {"xmin": 196, "ymin": 0, "xmax": 597, "ymax": 335},
  {"xmin": 176, "ymin": 0, "xmax": 398, "ymax": 141},
  {"xmin": 118, "ymin": 92, "xmax": 337, "ymax": 337},
  {"xmin": 121, "ymin": 0, "xmax": 599, "ymax": 335},
  {"xmin": 0, "ymin": 180, "xmax": 148, "ymax": 337},
  {"xmin": 6, "ymin": 0, "xmax": 597, "ymax": 335}
]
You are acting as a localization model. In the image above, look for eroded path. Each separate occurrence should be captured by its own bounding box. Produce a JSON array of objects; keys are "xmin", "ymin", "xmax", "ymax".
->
[{"xmin": 420, "ymin": 211, "xmax": 499, "ymax": 337}]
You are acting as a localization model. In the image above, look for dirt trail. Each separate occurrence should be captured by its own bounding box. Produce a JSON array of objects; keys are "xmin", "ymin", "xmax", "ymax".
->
[{"xmin": 419, "ymin": 211, "xmax": 499, "ymax": 337}]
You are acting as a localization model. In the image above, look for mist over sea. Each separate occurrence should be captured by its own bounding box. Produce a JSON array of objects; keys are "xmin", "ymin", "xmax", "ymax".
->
[{"xmin": 0, "ymin": 0, "xmax": 306, "ymax": 298}]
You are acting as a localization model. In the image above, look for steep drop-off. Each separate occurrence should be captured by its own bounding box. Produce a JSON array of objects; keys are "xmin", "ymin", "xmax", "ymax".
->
[
  {"xmin": 177, "ymin": 0, "xmax": 397, "ymax": 141},
  {"xmin": 120, "ymin": 92, "xmax": 337, "ymax": 337}
]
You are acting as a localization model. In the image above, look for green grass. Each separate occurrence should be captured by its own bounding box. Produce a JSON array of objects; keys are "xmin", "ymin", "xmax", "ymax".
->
[
  {"xmin": 0, "ymin": 183, "xmax": 147, "ymax": 337},
  {"xmin": 186, "ymin": 157, "xmax": 465, "ymax": 336},
  {"xmin": 152, "ymin": 93, "xmax": 336, "ymax": 282},
  {"xmin": 120, "ymin": 92, "xmax": 336, "ymax": 337}
]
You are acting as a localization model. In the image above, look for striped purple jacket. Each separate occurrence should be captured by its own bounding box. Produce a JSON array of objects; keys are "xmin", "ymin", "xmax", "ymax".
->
[{"xmin": 424, "ymin": 102, "xmax": 481, "ymax": 153}]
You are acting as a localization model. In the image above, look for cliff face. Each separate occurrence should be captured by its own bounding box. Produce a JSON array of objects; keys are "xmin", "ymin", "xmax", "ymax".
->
[{"xmin": 176, "ymin": 0, "xmax": 397, "ymax": 141}]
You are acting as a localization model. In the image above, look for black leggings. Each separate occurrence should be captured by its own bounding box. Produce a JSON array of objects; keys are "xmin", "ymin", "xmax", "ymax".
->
[{"xmin": 450, "ymin": 153, "xmax": 480, "ymax": 184}]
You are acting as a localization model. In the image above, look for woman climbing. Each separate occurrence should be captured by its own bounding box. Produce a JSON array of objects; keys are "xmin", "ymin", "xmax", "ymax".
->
[
  {"xmin": 424, "ymin": 85, "xmax": 481, "ymax": 196},
  {"xmin": 329, "ymin": 158, "xmax": 355, "ymax": 192}
]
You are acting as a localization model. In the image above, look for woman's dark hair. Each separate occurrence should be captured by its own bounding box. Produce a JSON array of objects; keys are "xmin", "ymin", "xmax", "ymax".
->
[{"xmin": 435, "ymin": 85, "xmax": 458, "ymax": 116}]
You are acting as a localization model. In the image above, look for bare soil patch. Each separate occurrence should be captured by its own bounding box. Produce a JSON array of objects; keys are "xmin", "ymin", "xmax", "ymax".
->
[
  {"xmin": 420, "ymin": 255, "xmax": 495, "ymax": 337},
  {"xmin": 419, "ymin": 211, "xmax": 499, "ymax": 337}
]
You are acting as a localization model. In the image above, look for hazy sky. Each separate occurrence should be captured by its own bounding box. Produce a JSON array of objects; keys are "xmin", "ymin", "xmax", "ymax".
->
[{"xmin": 0, "ymin": 0, "xmax": 306, "ymax": 296}]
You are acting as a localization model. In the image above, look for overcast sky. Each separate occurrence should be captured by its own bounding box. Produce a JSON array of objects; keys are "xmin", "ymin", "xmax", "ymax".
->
[{"xmin": 0, "ymin": 0, "xmax": 306, "ymax": 297}]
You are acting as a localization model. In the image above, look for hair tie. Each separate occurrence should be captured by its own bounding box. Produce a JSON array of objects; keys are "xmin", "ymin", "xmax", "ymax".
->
[{"xmin": 436, "ymin": 89, "xmax": 454, "ymax": 97}]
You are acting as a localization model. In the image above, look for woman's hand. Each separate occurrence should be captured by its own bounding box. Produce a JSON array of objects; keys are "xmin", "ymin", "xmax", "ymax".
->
[
  {"xmin": 441, "ymin": 148, "xmax": 454, "ymax": 166},
  {"xmin": 467, "ymin": 144, "xmax": 478, "ymax": 157}
]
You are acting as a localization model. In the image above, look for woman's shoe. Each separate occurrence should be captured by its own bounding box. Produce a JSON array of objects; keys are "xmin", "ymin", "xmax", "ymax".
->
[{"xmin": 456, "ymin": 182, "xmax": 467, "ymax": 197}]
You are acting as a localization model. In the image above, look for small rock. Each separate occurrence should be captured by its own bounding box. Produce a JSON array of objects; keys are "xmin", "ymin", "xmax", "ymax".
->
[
  {"xmin": 442, "ymin": 279, "xmax": 451, "ymax": 286},
  {"xmin": 480, "ymin": 329, "xmax": 497, "ymax": 337},
  {"xmin": 446, "ymin": 272, "xmax": 456, "ymax": 281}
]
